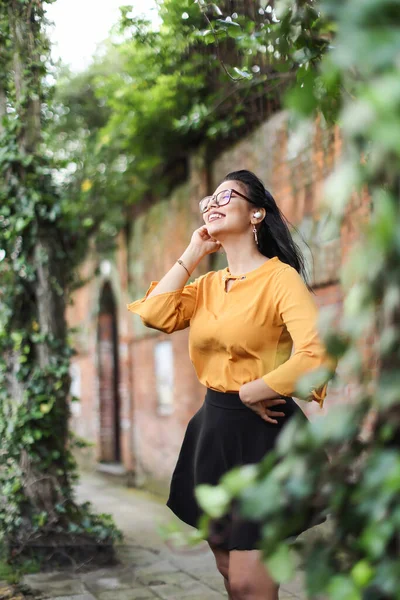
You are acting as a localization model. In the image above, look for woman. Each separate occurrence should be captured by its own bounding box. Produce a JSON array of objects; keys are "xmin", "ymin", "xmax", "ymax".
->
[{"xmin": 127, "ymin": 170, "xmax": 337, "ymax": 600}]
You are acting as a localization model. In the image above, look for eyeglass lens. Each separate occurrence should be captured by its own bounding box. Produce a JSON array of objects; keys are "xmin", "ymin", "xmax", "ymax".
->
[{"xmin": 200, "ymin": 190, "xmax": 231, "ymax": 213}]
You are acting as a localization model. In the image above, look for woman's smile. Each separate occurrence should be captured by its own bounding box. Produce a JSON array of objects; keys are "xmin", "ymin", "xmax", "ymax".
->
[{"xmin": 208, "ymin": 211, "xmax": 226, "ymax": 222}]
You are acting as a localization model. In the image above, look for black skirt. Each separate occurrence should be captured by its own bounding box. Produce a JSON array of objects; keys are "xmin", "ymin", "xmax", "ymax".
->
[{"xmin": 166, "ymin": 387, "xmax": 316, "ymax": 551}]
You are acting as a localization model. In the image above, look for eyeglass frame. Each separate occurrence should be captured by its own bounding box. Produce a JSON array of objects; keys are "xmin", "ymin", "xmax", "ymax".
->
[{"xmin": 199, "ymin": 188, "xmax": 254, "ymax": 214}]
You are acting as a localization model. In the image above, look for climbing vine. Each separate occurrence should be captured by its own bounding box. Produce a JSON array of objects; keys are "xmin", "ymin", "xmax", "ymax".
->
[{"xmin": 0, "ymin": 0, "xmax": 121, "ymax": 561}]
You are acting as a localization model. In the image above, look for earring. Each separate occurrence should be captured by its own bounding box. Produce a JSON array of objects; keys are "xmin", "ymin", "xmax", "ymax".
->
[{"xmin": 253, "ymin": 225, "xmax": 258, "ymax": 245}]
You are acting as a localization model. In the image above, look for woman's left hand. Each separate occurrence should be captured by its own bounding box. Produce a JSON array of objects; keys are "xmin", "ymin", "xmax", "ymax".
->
[{"xmin": 239, "ymin": 379, "xmax": 287, "ymax": 424}]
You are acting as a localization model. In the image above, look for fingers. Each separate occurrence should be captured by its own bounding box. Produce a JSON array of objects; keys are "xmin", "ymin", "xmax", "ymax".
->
[
  {"xmin": 198, "ymin": 226, "xmax": 219, "ymax": 243},
  {"xmin": 246, "ymin": 399, "xmax": 287, "ymax": 425},
  {"xmin": 249, "ymin": 408, "xmax": 281, "ymax": 424},
  {"xmin": 262, "ymin": 415, "xmax": 278, "ymax": 424},
  {"xmin": 256, "ymin": 408, "xmax": 286, "ymax": 424},
  {"xmin": 198, "ymin": 226, "xmax": 210, "ymax": 239},
  {"xmin": 266, "ymin": 399, "xmax": 287, "ymax": 407}
]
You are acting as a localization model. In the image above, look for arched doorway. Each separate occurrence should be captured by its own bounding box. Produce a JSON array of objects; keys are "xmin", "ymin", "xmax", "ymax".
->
[{"xmin": 98, "ymin": 282, "xmax": 121, "ymax": 463}]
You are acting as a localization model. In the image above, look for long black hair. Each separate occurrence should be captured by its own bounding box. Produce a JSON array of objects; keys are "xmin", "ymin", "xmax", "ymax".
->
[{"xmin": 222, "ymin": 170, "xmax": 315, "ymax": 294}]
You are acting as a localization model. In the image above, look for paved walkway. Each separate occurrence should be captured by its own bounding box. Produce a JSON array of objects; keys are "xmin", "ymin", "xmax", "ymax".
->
[{"xmin": 22, "ymin": 471, "xmax": 307, "ymax": 599}]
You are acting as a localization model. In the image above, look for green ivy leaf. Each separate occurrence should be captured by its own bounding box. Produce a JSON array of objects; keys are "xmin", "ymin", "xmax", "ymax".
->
[
  {"xmin": 264, "ymin": 543, "xmax": 295, "ymax": 584},
  {"xmin": 15, "ymin": 217, "xmax": 29, "ymax": 231},
  {"xmin": 194, "ymin": 484, "xmax": 231, "ymax": 518},
  {"xmin": 328, "ymin": 575, "xmax": 362, "ymax": 600},
  {"xmin": 351, "ymin": 560, "xmax": 374, "ymax": 588},
  {"xmin": 220, "ymin": 464, "xmax": 258, "ymax": 496}
]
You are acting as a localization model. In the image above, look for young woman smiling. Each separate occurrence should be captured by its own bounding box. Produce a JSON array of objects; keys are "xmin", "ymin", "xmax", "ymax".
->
[{"xmin": 127, "ymin": 170, "xmax": 337, "ymax": 600}]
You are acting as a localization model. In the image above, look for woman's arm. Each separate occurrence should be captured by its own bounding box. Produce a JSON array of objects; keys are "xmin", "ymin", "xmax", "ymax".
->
[
  {"xmin": 127, "ymin": 225, "xmax": 221, "ymax": 333},
  {"xmin": 260, "ymin": 266, "xmax": 337, "ymax": 407},
  {"xmin": 147, "ymin": 226, "xmax": 221, "ymax": 299},
  {"xmin": 240, "ymin": 266, "xmax": 337, "ymax": 409},
  {"xmin": 240, "ymin": 378, "xmax": 283, "ymax": 403}
]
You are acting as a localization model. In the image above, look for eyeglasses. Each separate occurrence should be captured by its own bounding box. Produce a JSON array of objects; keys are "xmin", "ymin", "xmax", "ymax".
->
[{"xmin": 199, "ymin": 188, "xmax": 253, "ymax": 214}]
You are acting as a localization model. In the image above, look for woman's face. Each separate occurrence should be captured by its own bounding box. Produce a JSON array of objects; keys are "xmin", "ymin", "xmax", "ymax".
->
[{"xmin": 202, "ymin": 180, "xmax": 257, "ymax": 238}]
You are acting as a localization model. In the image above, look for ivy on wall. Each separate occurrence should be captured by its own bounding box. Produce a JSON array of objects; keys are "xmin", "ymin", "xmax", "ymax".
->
[{"xmin": 0, "ymin": 0, "xmax": 121, "ymax": 562}]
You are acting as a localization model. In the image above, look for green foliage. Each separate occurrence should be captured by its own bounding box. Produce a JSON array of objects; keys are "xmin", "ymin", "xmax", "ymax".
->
[
  {"xmin": 53, "ymin": 0, "xmax": 295, "ymax": 212},
  {"xmin": 51, "ymin": 2, "xmax": 208, "ymax": 212},
  {"xmin": 0, "ymin": 0, "xmax": 121, "ymax": 559},
  {"xmin": 183, "ymin": 1, "xmax": 400, "ymax": 598},
  {"xmin": 0, "ymin": 550, "xmax": 41, "ymax": 584}
]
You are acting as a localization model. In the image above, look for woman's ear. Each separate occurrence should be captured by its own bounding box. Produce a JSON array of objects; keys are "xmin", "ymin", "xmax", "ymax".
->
[{"xmin": 252, "ymin": 209, "xmax": 265, "ymax": 221}]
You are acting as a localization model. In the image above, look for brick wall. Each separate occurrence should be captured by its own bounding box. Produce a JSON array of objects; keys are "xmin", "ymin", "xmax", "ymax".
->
[{"xmin": 67, "ymin": 110, "xmax": 372, "ymax": 488}]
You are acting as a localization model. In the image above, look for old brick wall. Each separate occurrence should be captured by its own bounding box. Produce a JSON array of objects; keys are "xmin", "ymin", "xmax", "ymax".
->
[
  {"xmin": 67, "ymin": 109, "xmax": 372, "ymax": 488},
  {"xmin": 127, "ymin": 153, "xmax": 210, "ymax": 483},
  {"xmin": 67, "ymin": 234, "xmax": 136, "ymax": 473}
]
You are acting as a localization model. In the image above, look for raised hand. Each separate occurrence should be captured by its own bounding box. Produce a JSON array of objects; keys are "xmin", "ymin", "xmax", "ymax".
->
[{"xmin": 190, "ymin": 225, "xmax": 222, "ymax": 257}]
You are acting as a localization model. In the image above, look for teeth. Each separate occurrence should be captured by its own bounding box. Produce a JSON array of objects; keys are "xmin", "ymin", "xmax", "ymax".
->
[{"xmin": 209, "ymin": 214, "xmax": 224, "ymax": 221}]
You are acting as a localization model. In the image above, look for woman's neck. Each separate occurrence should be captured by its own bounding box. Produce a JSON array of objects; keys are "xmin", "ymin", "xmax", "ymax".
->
[{"xmin": 222, "ymin": 237, "xmax": 269, "ymax": 276}]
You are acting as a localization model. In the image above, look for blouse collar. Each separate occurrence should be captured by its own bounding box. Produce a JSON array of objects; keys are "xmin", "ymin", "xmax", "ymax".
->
[{"xmin": 221, "ymin": 256, "xmax": 279, "ymax": 282}]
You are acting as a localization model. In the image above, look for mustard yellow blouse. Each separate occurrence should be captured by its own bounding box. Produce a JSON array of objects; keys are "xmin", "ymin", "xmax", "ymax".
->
[{"xmin": 127, "ymin": 256, "xmax": 337, "ymax": 407}]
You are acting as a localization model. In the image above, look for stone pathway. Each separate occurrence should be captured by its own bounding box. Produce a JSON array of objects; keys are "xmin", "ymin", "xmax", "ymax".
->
[{"xmin": 22, "ymin": 471, "xmax": 307, "ymax": 599}]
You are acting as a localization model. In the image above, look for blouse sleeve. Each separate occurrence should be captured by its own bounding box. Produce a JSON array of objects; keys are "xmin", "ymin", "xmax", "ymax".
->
[
  {"xmin": 126, "ymin": 276, "xmax": 203, "ymax": 334},
  {"xmin": 262, "ymin": 267, "xmax": 338, "ymax": 408}
]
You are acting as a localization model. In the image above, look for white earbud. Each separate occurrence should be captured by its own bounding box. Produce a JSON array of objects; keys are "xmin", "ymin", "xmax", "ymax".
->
[{"xmin": 254, "ymin": 211, "xmax": 262, "ymax": 218}]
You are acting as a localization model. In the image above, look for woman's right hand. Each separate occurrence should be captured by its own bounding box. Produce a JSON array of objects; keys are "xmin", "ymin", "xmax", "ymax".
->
[{"xmin": 190, "ymin": 226, "xmax": 222, "ymax": 257}]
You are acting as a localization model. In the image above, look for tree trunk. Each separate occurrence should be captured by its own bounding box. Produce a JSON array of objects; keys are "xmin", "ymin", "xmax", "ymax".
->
[{"xmin": 3, "ymin": 0, "xmax": 73, "ymax": 540}]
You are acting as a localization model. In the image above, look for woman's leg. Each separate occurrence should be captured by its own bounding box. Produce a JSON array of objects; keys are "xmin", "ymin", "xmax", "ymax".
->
[
  {"xmin": 208, "ymin": 542, "xmax": 233, "ymax": 598},
  {"xmin": 228, "ymin": 549, "xmax": 279, "ymax": 600}
]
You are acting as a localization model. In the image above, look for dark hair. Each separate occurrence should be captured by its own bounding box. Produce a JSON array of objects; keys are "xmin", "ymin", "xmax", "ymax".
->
[{"xmin": 222, "ymin": 169, "xmax": 315, "ymax": 294}]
